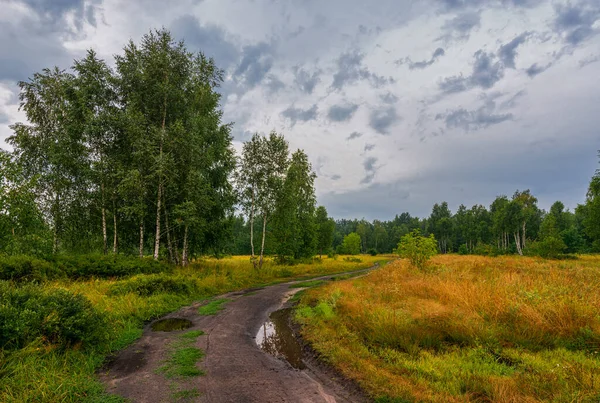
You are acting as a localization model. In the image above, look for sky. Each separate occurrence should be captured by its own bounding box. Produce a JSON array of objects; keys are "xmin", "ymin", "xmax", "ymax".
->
[{"xmin": 1, "ymin": 0, "xmax": 599, "ymax": 220}]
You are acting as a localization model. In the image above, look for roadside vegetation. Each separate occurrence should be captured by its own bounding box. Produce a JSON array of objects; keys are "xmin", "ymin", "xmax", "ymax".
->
[{"xmin": 296, "ymin": 255, "xmax": 600, "ymax": 402}]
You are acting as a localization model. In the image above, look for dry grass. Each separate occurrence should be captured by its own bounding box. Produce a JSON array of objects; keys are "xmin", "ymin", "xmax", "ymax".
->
[{"xmin": 296, "ymin": 255, "xmax": 600, "ymax": 402}]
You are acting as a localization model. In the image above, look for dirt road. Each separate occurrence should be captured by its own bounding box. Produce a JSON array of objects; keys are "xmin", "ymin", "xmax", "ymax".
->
[{"xmin": 99, "ymin": 268, "xmax": 375, "ymax": 402}]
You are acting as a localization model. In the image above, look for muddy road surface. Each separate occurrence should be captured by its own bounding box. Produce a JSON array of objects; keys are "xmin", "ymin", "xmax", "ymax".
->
[{"xmin": 99, "ymin": 267, "xmax": 377, "ymax": 403}]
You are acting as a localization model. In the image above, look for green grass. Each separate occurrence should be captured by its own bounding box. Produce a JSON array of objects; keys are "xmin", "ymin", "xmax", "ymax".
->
[
  {"xmin": 289, "ymin": 279, "xmax": 326, "ymax": 288},
  {"xmin": 198, "ymin": 298, "xmax": 230, "ymax": 315},
  {"xmin": 158, "ymin": 331, "xmax": 206, "ymax": 379}
]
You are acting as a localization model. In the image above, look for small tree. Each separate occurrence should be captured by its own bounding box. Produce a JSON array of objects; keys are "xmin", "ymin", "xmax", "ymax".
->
[
  {"xmin": 341, "ymin": 232, "xmax": 361, "ymax": 255},
  {"xmin": 397, "ymin": 229, "xmax": 438, "ymax": 269}
]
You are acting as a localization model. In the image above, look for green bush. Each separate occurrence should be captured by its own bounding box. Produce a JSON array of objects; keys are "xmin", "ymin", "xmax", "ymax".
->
[
  {"xmin": 50, "ymin": 254, "xmax": 170, "ymax": 279},
  {"xmin": 0, "ymin": 255, "xmax": 63, "ymax": 282},
  {"xmin": 458, "ymin": 244, "xmax": 469, "ymax": 255},
  {"xmin": 0, "ymin": 254, "xmax": 171, "ymax": 282},
  {"xmin": 397, "ymin": 230, "xmax": 438, "ymax": 270},
  {"xmin": 367, "ymin": 248, "xmax": 378, "ymax": 256},
  {"xmin": 0, "ymin": 281, "xmax": 107, "ymax": 350},
  {"xmin": 108, "ymin": 274, "xmax": 199, "ymax": 297}
]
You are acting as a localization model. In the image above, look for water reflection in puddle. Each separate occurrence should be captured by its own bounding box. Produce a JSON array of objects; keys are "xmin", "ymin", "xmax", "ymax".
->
[
  {"xmin": 151, "ymin": 318, "xmax": 193, "ymax": 332},
  {"xmin": 256, "ymin": 308, "xmax": 305, "ymax": 369}
]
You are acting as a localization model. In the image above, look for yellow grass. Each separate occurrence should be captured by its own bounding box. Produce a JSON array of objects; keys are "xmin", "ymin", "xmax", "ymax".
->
[{"xmin": 296, "ymin": 255, "xmax": 600, "ymax": 402}]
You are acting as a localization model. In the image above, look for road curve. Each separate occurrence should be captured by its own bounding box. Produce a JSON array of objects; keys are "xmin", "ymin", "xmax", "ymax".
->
[{"xmin": 99, "ymin": 268, "xmax": 375, "ymax": 403}]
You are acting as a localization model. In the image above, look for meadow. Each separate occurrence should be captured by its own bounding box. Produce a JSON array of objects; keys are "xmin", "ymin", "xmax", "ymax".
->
[
  {"xmin": 296, "ymin": 255, "xmax": 600, "ymax": 403},
  {"xmin": 0, "ymin": 254, "xmax": 387, "ymax": 402}
]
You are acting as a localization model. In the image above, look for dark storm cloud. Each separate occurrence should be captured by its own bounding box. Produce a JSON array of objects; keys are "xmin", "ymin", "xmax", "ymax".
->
[
  {"xmin": 294, "ymin": 67, "xmax": 321, "ymax": 94},
  {"xmin": 347, "ymin": 131, "xmax": 363, "ymax": 140},
  {"xmin": 331, "ymin": 50, "xmax": 394, "ymax": 90},
  {"xmin": 281, "ymin": 104, "xmax": 318, "ymax": 126},
  {"xmin": 401, "ymin": 48, "xmax": 446, "ymax": 70},
  {"xmin": 439, "ymin": 50, "xmax": 504, "ymax": 94},
  {"xmin": 439, "ymin": 12, "xmax": 481, "ymax": 42},
  {"xmin": 498, "ymin": 32, "xmax": 531, "ymax": 68},
  {"xmin": 525, "ymin": 62, "xmax": 551, "ymax": 77},
  {"xmin": 369, "ymin": 107, "xmax": 400, "ymax": 134},
  {"xmin": 436, "ymin": 100, "xmax": 513, "ymax": 131},
  {"xmin": 234, "ymin": 42, "xmax": 274, "ymax": 87},
  {"xmin": 553, "ymin": 1, "xmax": 600, "ymax": 45},
  {"xmin": 327, "ymin": 103, "xmax": 359, "ymax": 122},
  {"xmin": 21, "ymin": 0, "xmax": 99, "ymax": 29},
  {"xmin": 361, "ymin": 156, "xmax": 378, "ymax": 184},
  {"xmin": 171, "ymin": 15, "xmax": 239, "ymax": 70}
]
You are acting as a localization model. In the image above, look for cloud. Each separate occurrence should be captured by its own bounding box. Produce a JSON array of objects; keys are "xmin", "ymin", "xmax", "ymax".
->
[
  {"xmin": 553, "ymin": 1, "xmax": 600, "ymax": 45},
  {"xmin": 369, "ymin": 106, "xmax": 400, "ymax": 134},
  {"xmin": 498, "ymin": 32, "xmax": 531, "ymax": 69},
  {"xmin": 361, "ymin": 156, "xmax": 378, "ymax": 184},
  {"xmin": 281, "ymin": 104, "xmax": 318, "ymax": 126},
  {"xmin": 439, "ymin": 12, "xmax": 481, "ymax": 42},
  {"xmin": 234, "ymin": 42, "xmax": 274, "ymax": 87},
  {"xmin": 380, "ymin": 92, "xmax": 398, "ymax": 104},
  {"xmin": 331, "ymin": 50, "xmax": 394, "ymax": 90},
  {"xmin": 21, "ymin": 0, "xmax": 99, "ymax": 30},
  {"xmin": 347, "ymin": 131, "xmax": 363, "ymax": 140},
  {"xmin": 579, "ymin": 54, "xmax": 600, "ymax": 68},
  {"xmin": 294, "ymin": 67, "xmax": 321, "ymax": 94},
  {"xmin": 398, "ymin": 47, "xmax": 446, "ymax": 70},
  {"xmin": 331, "ymin": 174, "xmax": 341, "ymax": 181},
  {"xmin": 327, "ymin": 103, "xmax": 359, "ymax": 122},
  {"xmin": 525, "ymin": 62, "xmax": 551, "ymax": 77},
  {"xmin": 439, "ymin": 50, "xmax": 504, "ymax": 94},
  {"xmin": 364, "ymin": 143, "xmax": 375, "ymax": 152},
  {"xmin": 171, "ymin": 15, "xmax": 239, "ymax": 70},
  {"xmin": 265, "ymin": 74, "xmax": 285, "ymax": 93},
  {"xmin": 436, "ymin": 100, "xmax": 513, "ymax": 131}
]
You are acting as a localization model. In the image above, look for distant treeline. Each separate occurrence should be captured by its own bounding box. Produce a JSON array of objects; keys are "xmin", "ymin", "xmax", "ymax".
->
[{"xmin": 229, "ymin": 183, "xmax": 600, "ymax": 258}]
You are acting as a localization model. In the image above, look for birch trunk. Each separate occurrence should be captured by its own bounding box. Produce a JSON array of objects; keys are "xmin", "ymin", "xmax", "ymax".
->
[
  {"xmin": 112, "ymin": 193, "xmax": 118, "ymax": 254},
  {"xmin": 139, "ymin": 220, "xmax": 144, "ymax": 258},
  {"xmin": 250, "ymin": 189, "xmax": 257, "ymax": 269},
  {"xmin": 522, "ymin": 222, "xmax": 527, "ymax": 250},
  {"xmin": 163, "ymin": 196, "xmax": 175, "ymax": 264},
  {"xmin": 101, "ymin": 182, "xmax": 107, "ymax": 255},
  {"xmin": 514, "ymin": 232, "xmax": 523, "ymax": 255},
  {"xmin": 154, "ymin": 85, "xmax": 168, "ymax": 260},
  {"xmin": 182, "ymin": 225, "xmax": 189, "ymax": 267},
  {"xmin": 259, "ymin": 212, "xmax": 267, "ymax": 270}
]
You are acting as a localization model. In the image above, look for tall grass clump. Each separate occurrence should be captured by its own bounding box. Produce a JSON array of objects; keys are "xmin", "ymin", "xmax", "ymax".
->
[{"xmin": 296, "ymin": 255, "xmax": 600, "ymax": 402}]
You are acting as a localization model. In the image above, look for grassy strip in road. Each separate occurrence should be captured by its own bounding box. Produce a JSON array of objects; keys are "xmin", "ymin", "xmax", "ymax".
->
[{"xmin": 198, "ymin": 298, "xmax": 230, "ymax": 315}]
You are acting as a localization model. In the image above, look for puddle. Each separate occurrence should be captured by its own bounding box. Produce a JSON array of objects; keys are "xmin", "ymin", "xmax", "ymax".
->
[
  {"xmin": 151, "ymin": 318, "xmax": 193, "ymax": 332},
  {"xmin": 256, "ymin": 308, "xmax": 305, "ymax": 369}
]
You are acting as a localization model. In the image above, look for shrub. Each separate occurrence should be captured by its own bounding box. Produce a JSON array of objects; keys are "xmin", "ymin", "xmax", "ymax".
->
[
  {"xmin": 367, "ymin": 248, "xmax": 378, "ymax": 256},
  {"xmin": 340, "ymin": 233, "xmax": 361, "ymax": 255},
  {"xmin": 458, "ymin": 244, "xmax": 469, "ymax": 255},
  {"xmin": 396, "ymin": 229, "xmax": 437, "ymax": 269},
  {"xmin": 50, "ymin": 254, "xmax": 170, "ymax": 279},
  {"xmin": 0, "ymin": 281, "xmax": 107, "ymax": 350},
  {"xmin": 109, "ymin": 274, "xmax": 199, "ymax": 297},
  {"xmin": 0, "ymin": 255, "xmax": 63, "ymax": 282}
]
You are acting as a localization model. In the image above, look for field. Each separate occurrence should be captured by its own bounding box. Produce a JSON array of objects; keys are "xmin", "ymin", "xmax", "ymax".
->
[
  {"xmin": 295, "ymin": 255, "xmax": 600, "ymax": 403},
  {"xmin": 0, "ymin": 254, "xmax": 387, "ymax": 402}
]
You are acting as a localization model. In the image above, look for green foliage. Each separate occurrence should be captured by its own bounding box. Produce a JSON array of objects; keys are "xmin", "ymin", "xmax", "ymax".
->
[
  {"xmin": 0, "ymin": 282, "xmax": 107, "ymax": 350},
  {"xmin": 340, "ymin": 232, "xmax": 361, "ymax": 255},
  {"xmin": 108, "ymin": 274, "xmax": 198, "ymax": 297},
  {"xmin": 158, "ymin": 330, "xmax": 205, "ymax": 379},
  {"xmin": 397, "ymin": 230, "xmax": 438, "ymax": 269},
  {"xmin": 533, "ymin": 214, "xmax": 566, "ymax": 258},
  {"xmin": 198, "ymin": 298, "xmax": 229, "ymax": 315},
  {"xmin": 0, "ymin": 254, "xmax": 170, "ymax": 282},
  {"xmin": 458, "ymin": 244, "xmax": 469, "ymax": 255},
  {"xmin": 316, "ymin": 206, "xmax": 335, "ymax": 257},
  {"xmin": 367, "ymin": 248, "xmax": 378, "ymax": 256}
]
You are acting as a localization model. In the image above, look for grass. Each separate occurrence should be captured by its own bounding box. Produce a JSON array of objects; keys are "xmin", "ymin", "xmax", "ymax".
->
[
  {"xmin": 296, "ymin": 255, "xmax": 600, "ymax": 403},
  {"xmin": 289, "ymin": 279, "xmax": 326, "ymax": 288},
  {"xmin": 158, "ymin": 330, "xmax": 206, "ymax": 378},
  {"xmin": 0, "ymin": 254, "xmax": 388, "ymax": 402},
  {"xmin": 198, "ymin": 298, "xmax": 230, "ymax": 315}
]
